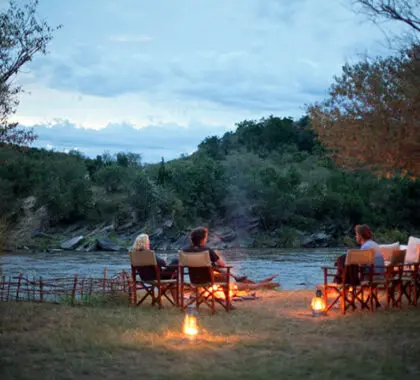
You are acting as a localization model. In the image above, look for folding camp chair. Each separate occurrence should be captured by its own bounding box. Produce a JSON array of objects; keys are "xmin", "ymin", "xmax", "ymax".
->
[
  {"xmin": 178, "ymin": 250, "xmax": 232, "ymax": 314},
  {"xmin": 371, "ymin": 249, "xmax": 406, "ymax": 310},
  {"xmin": 318, "ymin": 249, "xmax": 374, "ymax": 314},
  {"xmin": 129, "ymin": 249, "xmax": 178, "ymax": 308},
  {"xmin": 398, "ymin": 245, "xmax": 420, "ymax": 306}
]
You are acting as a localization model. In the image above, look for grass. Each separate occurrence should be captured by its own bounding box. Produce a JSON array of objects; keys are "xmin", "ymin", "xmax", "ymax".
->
[{"xmin": 1, "ymin": 290, "xmax": 420, "ymax": 380}]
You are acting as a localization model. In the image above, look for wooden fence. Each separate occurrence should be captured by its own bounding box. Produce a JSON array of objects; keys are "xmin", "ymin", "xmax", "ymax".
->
[{"xmin": 0, "ymin": 269, "xmax": 132, "ymax": 305}]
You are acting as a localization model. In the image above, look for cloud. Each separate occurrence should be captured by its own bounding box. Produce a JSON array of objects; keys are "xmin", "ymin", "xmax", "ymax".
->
[
  {"xmin": 12, "ymin": 0, "xmax": 408, "ymax": 160},
  {"xmin": 23, "ymin": 0, "xmax": 395, "ymax": 116},
  {"xmin": 28, "ymin": 120, "xmax": 231, "ymax": 163}
]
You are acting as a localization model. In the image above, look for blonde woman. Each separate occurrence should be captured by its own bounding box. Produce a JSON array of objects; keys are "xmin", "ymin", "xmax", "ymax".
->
[{"xmin": 131, "ymin": 233, "xmax": 174, "ymax": 279}]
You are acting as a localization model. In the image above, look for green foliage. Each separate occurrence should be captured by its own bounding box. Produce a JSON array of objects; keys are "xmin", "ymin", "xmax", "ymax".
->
[
  {"xmin": 1, "ymin": 110, "xmax": 420, "ymax": 245},
  {"xmin": 93, "ymin": 165, "xmax": 130, "ymax": 193},
  {"xmin": 0, "ymin": 0, "xmax": 60, "ymax": 145},
  {"xmin": 0, "ymin": 216, "xmax": 8, "ymax": 250}
]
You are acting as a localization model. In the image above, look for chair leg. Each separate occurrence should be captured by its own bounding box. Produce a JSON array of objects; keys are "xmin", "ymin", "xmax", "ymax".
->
[
  {"xmin": 195, "ymin": 287, "xmax": 199, "ymax": 310},
  {"xmin": 130, "ymin": 280, "xmax": 137, "ymax": 305}
]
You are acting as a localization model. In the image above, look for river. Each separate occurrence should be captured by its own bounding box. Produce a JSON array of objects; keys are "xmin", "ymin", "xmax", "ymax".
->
[{"xmin": 0, "ymin": 248, "xmax": 343, "ymax": 290}]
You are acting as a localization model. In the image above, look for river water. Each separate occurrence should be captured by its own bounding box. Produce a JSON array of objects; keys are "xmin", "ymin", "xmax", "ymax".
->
[{"xmin": 0, "ymin": 248, "xmax": 343, "ymax": 290}]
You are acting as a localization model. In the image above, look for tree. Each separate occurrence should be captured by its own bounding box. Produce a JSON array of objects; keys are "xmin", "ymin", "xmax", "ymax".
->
[
  {"xmin": 0, "ymin": 0, "xmax": 59, "ymax": 145},
  {"xmin": 353, "ymin": 0, "xmax": 420, "ymax": 35},
  {"xmin": 308, "ymin": 44, "xmax": 420, "ymax": 176}
]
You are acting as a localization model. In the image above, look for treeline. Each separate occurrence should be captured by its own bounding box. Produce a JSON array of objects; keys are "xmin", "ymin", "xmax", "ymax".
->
[{"xmin": 1, "ymin": 115, "xmax": 420, "ymax": 246}]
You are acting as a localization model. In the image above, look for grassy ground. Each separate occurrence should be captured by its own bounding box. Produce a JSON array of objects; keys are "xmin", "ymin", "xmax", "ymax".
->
[{"xmin": 1, "ymin": 290, "xmax": 420, "ymax": 380}]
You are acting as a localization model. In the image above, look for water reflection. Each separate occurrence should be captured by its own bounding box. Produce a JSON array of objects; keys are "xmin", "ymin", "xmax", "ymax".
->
[{"xmin": 0, "ymin": 248, "xmax": 343, "ymax": 290}]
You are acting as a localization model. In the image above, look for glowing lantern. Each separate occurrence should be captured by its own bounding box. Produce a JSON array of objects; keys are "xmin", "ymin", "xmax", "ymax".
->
[
  {"xmin": 311, "ymin": 289, "xmax": 326, "ymax": 317},
  {"xmin": 183, "ymin": 305, "xmax": 198, "ymax": 340}
]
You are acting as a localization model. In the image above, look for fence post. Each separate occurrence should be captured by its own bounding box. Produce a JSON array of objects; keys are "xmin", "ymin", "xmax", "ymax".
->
[
  {"xmin": 0, "ymin": 275, "xmax": 5, "ymax": 301},
  {"xmin": 40, "ymin": 276, "xmax": 44, "ymax": 302},
  {"xmin": 71, "ymin": 275, "xmax": 78, "ymax": 306},
  {"xmin": 122, "ymin": 270, "xmax": 126, "ymax": 293},
  {"xmin": 103, "ymin": 268, "xmax": 108, "ymax": 294},
  {"xmin": 7, "ymin": 276, "xmax": 11, "ymax": 301},
  {"xmin": 16, "ymin": 273, "xmax": 22, "ymax": 301}
]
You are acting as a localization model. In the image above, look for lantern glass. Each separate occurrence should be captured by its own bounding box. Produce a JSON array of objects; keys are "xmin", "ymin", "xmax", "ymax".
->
[
  {"xmin": 311, "ymin": 290, "xmax": 326, "ymax": 316},
  {"xmin": 183, "ymin": 305, "xmax": 198, "ymax": 339}
]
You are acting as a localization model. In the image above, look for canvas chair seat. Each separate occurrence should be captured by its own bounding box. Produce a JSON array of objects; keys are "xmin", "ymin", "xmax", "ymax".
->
[{"xmin": 178, "ymin": 250, "xmax": 232, "ymax": 314}]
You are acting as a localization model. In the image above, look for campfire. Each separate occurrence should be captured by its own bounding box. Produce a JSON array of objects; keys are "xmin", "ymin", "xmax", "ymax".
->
[{"xmin": 203, "ymin": 284, "xmax": 255, "ymax": 300}]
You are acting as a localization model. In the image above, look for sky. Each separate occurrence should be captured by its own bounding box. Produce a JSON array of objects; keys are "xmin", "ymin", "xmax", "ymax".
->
[{"xmin": 9, "ymin": 0, "xmax": 401, "ymax": 162}]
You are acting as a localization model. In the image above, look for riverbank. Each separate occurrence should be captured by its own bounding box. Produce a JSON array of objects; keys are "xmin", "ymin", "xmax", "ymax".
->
[
  {"xmin": 2, "ymin": 214, "xmax": 413, "ymax": 254},
  {"xmin": 1, "ymin": 290, "xmax": 420, "ymax": 380}
]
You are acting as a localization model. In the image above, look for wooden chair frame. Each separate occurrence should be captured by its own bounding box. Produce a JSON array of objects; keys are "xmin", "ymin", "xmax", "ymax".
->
[
  {"xmin": 129, "ymin": 250, "xmax": 178, "ymax": 308},
  {"xmin": 178, "ymin": 250, "xmax": 232, "ymax": 314},
  {"xmin": 318, "ymin": 249, "xmax": 375, "ymax": 314},
  {"xmin": 372, "ymin": 249, "xmax": 406, "ymax": 310}
]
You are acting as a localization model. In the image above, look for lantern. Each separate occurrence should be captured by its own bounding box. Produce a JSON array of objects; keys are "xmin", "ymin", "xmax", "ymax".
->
[
  {"xmin": 311, "ymin": 289, "xmax": 326, "ymax": 317},
  {"xmin": 183, "ymin": 305, "xmax": 198, "ymax": 340}
]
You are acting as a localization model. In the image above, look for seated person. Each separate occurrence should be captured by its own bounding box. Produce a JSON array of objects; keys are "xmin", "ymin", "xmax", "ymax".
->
[
  {"xmin": 334, "ymin": 224, "xmax": 384, "ymax": 285},
  {"xmin": 131, "ymin": 233, "xmax": 174, "ymax": 280},
  {"xmin": 181, "ymin": 227, "xmax": 279, "ymax": 288},
  {"xmin": 182, "ymin": 226, "xmax": 226, "ymax": 267},
  {"xmin": 355, "ymin": 224, "xmax": 385, "ymax": 272}
]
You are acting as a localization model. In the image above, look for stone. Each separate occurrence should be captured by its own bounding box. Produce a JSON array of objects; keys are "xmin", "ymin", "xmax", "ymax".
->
[
  {"xmin": 60, "ymin": 236, "xmax": 84, "ymax": 250},
  {"xmin": 86, "ymin": 243, "xmax": 98, "ymax": 252},
  {"xmin": 301, "ymin": 232, "xmax": 332, "ymax": 248},
  {"xmin": 96, "ymin": 237, "xmax": 121, "ymax": 251},
  {"xmin": 163, "ymin": 218, "xmax": 174, "ymax": 229},
  {"xmin": 218, "ymin": 229, "xmax": 237, "ymax": 242},
  {"xmin": 115, "ymin": 221, "xmax": 133, "ymax": 232},
  {"xmin": 172, "ymin": 234, "xmax": 190, "ymax": 249},
  {"xmin": 100, "ymin": 224, "xmax": 115, "ymax": 233}
]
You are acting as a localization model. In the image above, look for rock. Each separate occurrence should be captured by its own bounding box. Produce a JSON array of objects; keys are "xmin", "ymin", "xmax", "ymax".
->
[
  {"xmin": 96, "ymin": 237, "xmax": 121, "ymax": 251},
  {"xmin": 22, "ymin": 196, "xmax": 37, "ymax": 212},
  {"xmin": 60, "ymin": 236, "xmax": 84, "ymax": 250},
  {"xmin": 115, "ymin": 221, "xmax": 134, "ymax": 232},
  {"xmin": 301, "ymin": 232, "xmax": 332, "ymax": 248},
  {"xmin": 171, "ymin": 234, "xmax": 190, "ymax": 249},
  {"xmin": 163, "ymin": 218, "xmax": 174, "ymax": 229},
  {"xmin": 150, "ymin": 228, "xmax": 163, "ymax": 238},
  {"xmin": 218, "ymin": 229, "xmax": 237, "ymax": 242},
  {"xmin": 86, "ymin": 228, "xmax": 100, "ymax": 237},
  {"xmin": 100, "ymin": 224, "xmax": 115, "ymax": 233},
  {"xmin": 64, "ymin": 223, "xmax": 84, "ymax": 235},
  {"xmin": 86, "ymin": 243, "xmax": 98, "ymax": 252},
  {"xmin": 245, "ymin": 218, "xmax": 260, "ymax": 232},
  {"xmin": 31, "ymin": 230, "xmax": 54, "ymax": 239}
]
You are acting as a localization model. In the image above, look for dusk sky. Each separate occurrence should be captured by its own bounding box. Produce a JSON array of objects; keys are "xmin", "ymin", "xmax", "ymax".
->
[{"xmin": 9, "ymin": 0, "xmax": 402, "ymax": 162}]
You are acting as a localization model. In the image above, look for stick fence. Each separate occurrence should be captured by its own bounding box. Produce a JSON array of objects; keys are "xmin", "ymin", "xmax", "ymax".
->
[{"xmin": 0, "ymin": 269, "xmax": 132, "ymax": 306}]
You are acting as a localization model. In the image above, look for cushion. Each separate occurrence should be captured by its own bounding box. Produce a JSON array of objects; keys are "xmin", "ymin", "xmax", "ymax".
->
[
  {"xmin": 405, "ymin": 236, "xmax": 420, "ymax": 264},
  {"xmin": 379, "ymin": 242, "xmax": 400, "ymax": 261}
]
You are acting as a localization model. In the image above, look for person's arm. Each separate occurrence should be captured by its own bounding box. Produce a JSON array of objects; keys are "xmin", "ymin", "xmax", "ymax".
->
[
  {"xmin": 156, "ymin": 256, "xmax": 167, "ymax": 268},
  {"xmin": 210, "ymin": 249, "xmax": 226, "ymax": 267}
]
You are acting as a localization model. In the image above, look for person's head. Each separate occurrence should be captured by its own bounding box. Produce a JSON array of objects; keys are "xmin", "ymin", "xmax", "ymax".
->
[
  {"xmin": 190, "ymin": 226, "xmax": 209, "ymax": 247},
  {"xmin": 355, "ymin": 224, "xmax": 373, "ymax": 245},
  {"xmin": 133, "ymin": 233, "xmax": 150, "ymax": 251}
]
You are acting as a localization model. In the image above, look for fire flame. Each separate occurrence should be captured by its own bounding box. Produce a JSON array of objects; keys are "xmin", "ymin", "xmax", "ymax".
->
[{"xmin": 203, "ymin": 284, "xmax": 239, "ymax": 299}]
